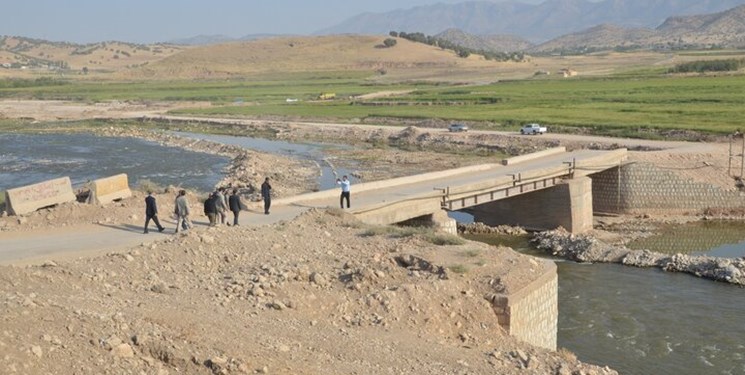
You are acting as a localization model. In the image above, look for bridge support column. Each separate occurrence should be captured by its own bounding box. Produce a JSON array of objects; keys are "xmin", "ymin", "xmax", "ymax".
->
[
  {"xmin": 466, "ymin": 177, "xmax": 593, "ymax": 234},
  {"xmin": 431, "ymin": 210, "xmax": 457, "ymax": 235},
  {"xmin": 398, "ymin": 210, "xmax": 458, "ymax": 235}
]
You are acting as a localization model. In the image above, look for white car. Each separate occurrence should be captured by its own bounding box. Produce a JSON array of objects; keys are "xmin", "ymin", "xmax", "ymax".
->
[
  {"xmin": 448, "ymin": 123, "xmax": 469, "ymax": 132},
  {"xmin": 520, "ymin": 123, "xmax": 547, "ymax": 135}
]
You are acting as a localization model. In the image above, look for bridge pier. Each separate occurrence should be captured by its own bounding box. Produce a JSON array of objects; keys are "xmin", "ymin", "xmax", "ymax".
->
[
  {"xmin": 399, "ymin": 210, "xmax": 458, "ymax": 235},
  {"xmin": 465, "ymin": 177, "xmax": 593, "ymax": 234}
]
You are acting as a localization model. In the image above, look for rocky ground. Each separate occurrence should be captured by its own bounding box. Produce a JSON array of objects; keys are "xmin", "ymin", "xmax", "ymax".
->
[
  {"xmin": 0, "ymin": 209, "xmax": 616, "ymax": 375},
  {"xmin": 2, "ymin": 100, "xmax": 741, "ymax": 374},
  {"xmin": 533, "ymin": 228, "xmax": 745, "ymax": 286}
]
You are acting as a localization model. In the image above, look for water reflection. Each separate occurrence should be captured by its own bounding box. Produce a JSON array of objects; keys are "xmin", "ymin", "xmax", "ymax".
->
[{"xmin": 628, "ymin": 221, "xmax": 745, "ymax": 258}]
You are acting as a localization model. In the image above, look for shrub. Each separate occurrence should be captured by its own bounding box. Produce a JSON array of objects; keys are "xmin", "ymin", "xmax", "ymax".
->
[
  {"xmin": 668, "ymin": 59, "xmax": 745, "ymax": 73},
  {"xmin": 136, "ymin": 179, "xmax": 161, "ymax": 193},
  {"xmin": 383, "ymin": 38, "xmax": 397, "ymax": 48},
  {"xmin": 448, "ymin": 264, "xmax": 469, "ymax": 274},
  {"xmin": 423, "ymin": 233, "xmax": 466, "ymax": 246}
]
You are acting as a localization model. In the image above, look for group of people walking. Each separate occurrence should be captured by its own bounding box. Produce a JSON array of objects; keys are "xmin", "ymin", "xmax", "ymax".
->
[
  {"xmin": 203, "ymin": 187, "xmax": 245, "ymax": 226},
  {"xmin": 143, "ymin": 175, "xmax": 352, "ymax": 234}
]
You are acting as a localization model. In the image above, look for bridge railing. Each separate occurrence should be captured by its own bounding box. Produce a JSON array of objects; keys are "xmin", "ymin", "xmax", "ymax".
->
[{"xmin": 439, "ymin": 163, "xmax": 575, "ymax": 211}]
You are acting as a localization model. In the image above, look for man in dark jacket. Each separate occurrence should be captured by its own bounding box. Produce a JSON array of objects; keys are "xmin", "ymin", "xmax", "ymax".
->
[
  {"xmin": 228, "ymin": 188, "xmax": 243, "ymax": 226},
  {"xmin": 144, "ymin": 191, "xmax": 165, "ymax": 234},
  {"xmin": 204, "ymin": 192, "xmax": 219, "ymax": 227},
  {"xmin": 261, "ymin": 177, "xmax": 272, "ymax": 215}
]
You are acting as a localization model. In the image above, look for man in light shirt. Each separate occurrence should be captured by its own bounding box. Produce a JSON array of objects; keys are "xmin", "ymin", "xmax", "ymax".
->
[{"xmin": 337, "ymin": 175, "xmax": 351, "ymax": 209}]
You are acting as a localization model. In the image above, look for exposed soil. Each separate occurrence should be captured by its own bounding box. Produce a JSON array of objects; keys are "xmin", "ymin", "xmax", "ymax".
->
[{"xmin": 1, "ymin": 99, "xmax": 738, "ymax": 374}]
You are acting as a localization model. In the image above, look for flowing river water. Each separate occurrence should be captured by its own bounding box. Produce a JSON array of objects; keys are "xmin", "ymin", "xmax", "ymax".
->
[
  {"xmin": 0, "ymin": 133, "xmax": 230, "ymax": 193},
  {"xmin": 3, "ymin": 132, "xmax": 745, "ymax": 374},
  {"xmin": 465, "ymin": 230, "xmax": 745, "ymax": 375}
]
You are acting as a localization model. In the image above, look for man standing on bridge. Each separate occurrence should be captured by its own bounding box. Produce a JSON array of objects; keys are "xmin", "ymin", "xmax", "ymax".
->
[
  {"xmin": 143, "ymin": 191, "xmax": 165, "ymax": 234},
  {"xmin": 337, "ymin": 175, "xmax": 351, "ymax": 209}
]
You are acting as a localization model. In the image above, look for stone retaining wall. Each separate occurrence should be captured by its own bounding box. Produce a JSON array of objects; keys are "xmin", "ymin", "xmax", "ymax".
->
[
  {"xmin": 490, "ymin": 263, "xmax": 558, "ymax": 350},
  {"xmin": 592, "ymin": 162, "xmax": 745, "ymax": 214}
]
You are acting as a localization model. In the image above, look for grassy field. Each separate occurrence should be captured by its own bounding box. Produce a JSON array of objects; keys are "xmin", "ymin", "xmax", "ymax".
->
[
  {"xmin": 1, "ymin": 66, "xmax": 744, "ymax": 137},
  {"xmin": 170, "ymin": 73, "xmax": 745, "ymax": 135}
]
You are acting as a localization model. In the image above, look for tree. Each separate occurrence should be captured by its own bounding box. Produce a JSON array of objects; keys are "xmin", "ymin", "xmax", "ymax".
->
[
  {"xmin": 389, "ymin": 31, "xmax": 399, "ymax": 37},
  {"xmin": 383, "ymin": 38, "xmax": 397, "ymax": 48}
]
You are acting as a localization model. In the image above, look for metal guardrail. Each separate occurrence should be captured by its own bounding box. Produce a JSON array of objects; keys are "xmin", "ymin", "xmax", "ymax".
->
[{"xmin": 439, "ymin": 161, "xmax": 575, "ymax": 211}]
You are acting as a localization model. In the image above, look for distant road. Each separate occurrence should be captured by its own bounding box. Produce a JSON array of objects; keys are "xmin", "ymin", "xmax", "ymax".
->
[{"xmin": 149, "ymin": 115, "xmax": 715, "ymax": 153}]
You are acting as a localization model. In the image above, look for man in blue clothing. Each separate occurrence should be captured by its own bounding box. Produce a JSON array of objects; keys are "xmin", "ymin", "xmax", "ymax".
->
[{"xmin": 337, "ymin": 175, "xmax": 351, "ymax": 209}]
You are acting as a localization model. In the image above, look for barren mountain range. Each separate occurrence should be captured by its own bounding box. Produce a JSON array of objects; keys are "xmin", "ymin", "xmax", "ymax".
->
[
  {"xmin": 532, "ymin": 4, "xmax": 745, "ymax": 52},
  {"xmin": 2, "ymin": 0, "xmax": 745, "ymax": 74},
  {"xmin": 319, "ymin": 0, "xmax": 745, "ymax": 43}
]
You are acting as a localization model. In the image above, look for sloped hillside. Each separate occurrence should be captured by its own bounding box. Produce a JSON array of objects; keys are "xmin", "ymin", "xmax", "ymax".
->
[
  {"xmin": 532, "ymin": 4, "xmax": 745, "ymax": 52},
  {"xmin": 435, "ymin": 29, "xmax": 534, "ymax": 53},
  {"xmin": 0, "ymin": 36, "xmax": 184, "ymax": 75},
  {"xmin": 532, "ymin": 24, "xmax": 657, "ymax": 53},
  {"xmin": 125, "ymin": 35, "xmax": 503, "ymax": 79},
  {"xmin": 657, "ymin": 4, "xmax": 745, "ymax": 46}
]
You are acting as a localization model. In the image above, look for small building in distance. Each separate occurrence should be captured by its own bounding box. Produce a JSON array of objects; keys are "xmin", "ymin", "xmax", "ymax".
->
[{"xmin": 558, "ymin": 68, "xmax": 578, "ymax": 77}]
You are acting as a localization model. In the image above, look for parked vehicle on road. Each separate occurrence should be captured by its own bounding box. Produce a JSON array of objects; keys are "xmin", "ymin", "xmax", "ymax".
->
[
  {"xmin": 448, "ymin": 123, "xmax": 469, "ymax": 132},
  {"xmin": 520, "ymin": 123, "xmax": 547, "ymax": 135}
]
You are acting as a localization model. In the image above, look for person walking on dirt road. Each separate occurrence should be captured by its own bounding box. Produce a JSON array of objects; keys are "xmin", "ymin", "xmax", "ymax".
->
[
  {"xmin": 261, "ymin": 177, "xmax": 272, "ymax": 215},
  {"xmin": 144, "ymin": 191, "xmax": 165, "ymax": 234},
  {"xmin": 229, "ymin": 188, "xmax": 244, "ymax": 226},
  {"xmin": 175, "ymin": 190, "xmax": 192, "ymax": 233}
]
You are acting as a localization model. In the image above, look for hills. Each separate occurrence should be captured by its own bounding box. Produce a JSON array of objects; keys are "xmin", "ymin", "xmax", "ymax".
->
[
  {"xmin": 167, "ymin": 34, "xmax": 282, "ymax": 46},
  {"xmin": 124, "ymin": 35, "xmax": 501, "ymax": 80},
  {"xmin": 318, "ymin": 0, "xmax": 745, "ymax": 43},
  {"xmin": 532, "ymin": 4, "xmax": 745, "ymax": 52},
  {"xmin": 0, "ymin": 36, "xmax": 183, "ymax": 74}
]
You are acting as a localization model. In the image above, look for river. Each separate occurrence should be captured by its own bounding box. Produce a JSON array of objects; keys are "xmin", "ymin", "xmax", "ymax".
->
[
  {"xmin": 0, "ymin": 133, "xmax": 229, "ymax": 193},
  {"xmin": 465, "ymin": 232, "xmax": 745, "ymax": 375}
]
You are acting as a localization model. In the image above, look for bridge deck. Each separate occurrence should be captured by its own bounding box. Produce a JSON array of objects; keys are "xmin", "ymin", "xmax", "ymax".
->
[{"xmin": 287, "ymin": 149, "xmax": 627, "ymax": 224}]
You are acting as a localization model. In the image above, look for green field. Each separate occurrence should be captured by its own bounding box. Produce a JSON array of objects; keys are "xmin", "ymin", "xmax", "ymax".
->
[
  {"xmin": 173, "ymin": 74, "xmax": 745, "ymax": 135},
  {"xmin": 2, "ymin": 70, "xmax": 744, "ymax": 136}
]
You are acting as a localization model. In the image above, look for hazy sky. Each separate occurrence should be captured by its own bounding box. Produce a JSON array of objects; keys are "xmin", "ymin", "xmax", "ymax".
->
[{"xmin": 3, "ymin": 0, "xmax": 549, "ymax": 44}]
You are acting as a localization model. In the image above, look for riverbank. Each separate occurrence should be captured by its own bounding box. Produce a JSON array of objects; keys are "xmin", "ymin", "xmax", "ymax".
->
[{"xmin": 533, "ymin": 227, "xmax": 745, "ymax": 285}]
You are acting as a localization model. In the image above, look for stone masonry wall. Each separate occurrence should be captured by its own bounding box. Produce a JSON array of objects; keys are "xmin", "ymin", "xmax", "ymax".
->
[
  {"xmin": 592, "ymin": 162, "xmax": 745, "ymax": 214},
  {"xmin": 466, "ymin": 177, "xmax": 593, "ymax": 234},
  {"xmin": 491, "ymin": 263, "xmax": 558, "ymax": 351}
]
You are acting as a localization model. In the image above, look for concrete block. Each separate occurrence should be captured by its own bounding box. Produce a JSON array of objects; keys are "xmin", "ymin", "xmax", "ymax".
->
[
  {"xmin": 5, "ymin": 177, "xmax": 76, "ymax": 216},
  {"xmin": 89, "ymin": 174, "xmax": 132, "ymax": 204}
]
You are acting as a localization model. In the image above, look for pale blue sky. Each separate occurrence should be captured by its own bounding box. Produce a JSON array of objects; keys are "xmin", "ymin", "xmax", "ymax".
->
[{"xmin": 2, "ymin": 0, "xmax": 547, "ymax": 44}]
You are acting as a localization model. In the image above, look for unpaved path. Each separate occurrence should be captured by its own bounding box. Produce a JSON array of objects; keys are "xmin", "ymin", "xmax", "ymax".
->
[{"xmin": 1, "ymin": 149, "xmax": 611, "ymax": 264}]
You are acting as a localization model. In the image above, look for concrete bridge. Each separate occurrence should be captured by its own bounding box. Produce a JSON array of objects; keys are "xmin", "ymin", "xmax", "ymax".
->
[
  {"xmin": 279, "ymin": 147, "xmax": 628, "ymax": 234},
  {"xmin": 0, "ymin": 148, "xmax": 626, "ymax": 265}
]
